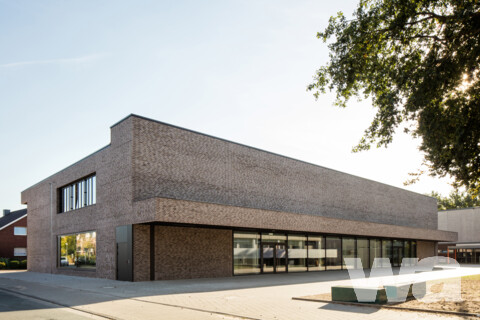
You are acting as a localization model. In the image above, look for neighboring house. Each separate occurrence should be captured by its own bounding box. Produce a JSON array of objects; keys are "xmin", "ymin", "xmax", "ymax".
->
[
  {"xmin": 21, "ymin": 114, "xmax": 456, "ymax": 281},
  {"xmin": 438, "ymin": 207, "xmax": 480, "ymax": 264},
  {"xmin": 0, "ymin": 209, "xmax": 27, "ymax": 259}
]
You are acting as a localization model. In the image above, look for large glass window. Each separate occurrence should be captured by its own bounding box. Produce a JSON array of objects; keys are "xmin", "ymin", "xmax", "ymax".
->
[
  {"xmin": 307, "ymin": 235, "xmax": 325, "ymax": 271},
  {"xmin": 392, "ymin": 240, "xmax": 404, "ymax": 267},
  {"xmin": 59, "ymin": 231, "xmax": 96, "ymax": 269},
  {"xmin": 403, "ymin": 240, "xmax": 412, "ymax": 266},
  {"xmin": 288, "ymin": 235, "xmax": 307, "ymax": 272},
  {"xmin": 326, "ymin": 237, "xmax": 342, "ymax": 270},
  {"xmin": 357, "ymin": 238, "xmax": 369, "ymax": 269},
  {"xmin": 342, "ymin": 237, "xmax": 357, "ymax": 268},
  {"xmin": 14, "ymin": 227, "xmax": 27, "ymax": 236},
  {"xmin": 382, "ymin": 239, "xmax": 392, "ymax": 266},
  {"xmin": 404, "ymin": 241, "xmax": 411, "ymax": 258},
  {"xmin": 59, "ymin": 175, "xmax": 96, "ymax": 213},
  {"xmin": 233, "ymin": 232, "xmax": 261, "ymax": 275},
  {"xmin": 261, "ymin": 233, "xmax": 287, "ymax": 243},
  {"xmin": 411, "ymin": 240, "xmax": 417, "ymax": 258},
  {"xmin": 370, "ymin": 239, "xmax": 382, "ymax": 267}
]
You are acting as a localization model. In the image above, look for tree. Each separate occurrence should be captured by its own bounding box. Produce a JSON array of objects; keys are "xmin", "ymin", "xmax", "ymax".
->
[
  {"xmin": 309, "ymin": 0, "xmax": 480, "ymax": 194},
  {"xmin": 429, "ymin": 190, "xmax": 480, "ymax": 210}
]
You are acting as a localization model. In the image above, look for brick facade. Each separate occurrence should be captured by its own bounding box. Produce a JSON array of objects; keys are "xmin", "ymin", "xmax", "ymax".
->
[{"xmin": 21, "ymin": 114, "xmax": 457, "ymax": 280}]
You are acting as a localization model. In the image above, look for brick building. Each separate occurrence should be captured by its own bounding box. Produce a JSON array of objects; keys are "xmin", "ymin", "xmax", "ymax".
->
[
  {"xmin": 22, "ymin": 114, "xmax": 456, "ymax": 281},
  {"xmin": 0, "ymin": 209, "xmax": 27, "ymax": 259}
]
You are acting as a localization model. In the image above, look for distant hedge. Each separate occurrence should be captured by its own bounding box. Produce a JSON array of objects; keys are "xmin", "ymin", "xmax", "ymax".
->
[{"xmin": 0, "ymin": 258, "xmax": 27, "ymax": 269}]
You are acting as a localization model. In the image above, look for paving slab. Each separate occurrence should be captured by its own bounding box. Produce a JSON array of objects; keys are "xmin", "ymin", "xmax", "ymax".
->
[{"xmin": 1, "ymin": 267, "xmax": 479, "ymax": 320}]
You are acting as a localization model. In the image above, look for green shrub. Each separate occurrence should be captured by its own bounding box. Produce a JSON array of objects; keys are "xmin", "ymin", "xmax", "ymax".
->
[
  {"xmin": 9, "ymin": 260, "xmax": 19, "ymax": 269},
  {"xmin": 0, "ymin": 262, "xmax": 6, "ymax": 269},
  {"xmin": 19, "ymin": 260, "xmax": 27, "ymax": 269},
  {"xmin": 0, "ymin": 257, "xmax": 9, "ymax": 267}
]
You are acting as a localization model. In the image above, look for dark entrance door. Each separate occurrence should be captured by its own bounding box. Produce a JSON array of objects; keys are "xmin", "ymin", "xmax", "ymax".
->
[
  {"xmin": 261, "ymin": 243, "xmax": 287, "ymax": 273},
  {"xmin": 392, "ymin": 247, "xmax": 403, "ymax": 267},
  {"xmin": 116, "ymin": 225, "xmax": 133, "ymax": 281}
]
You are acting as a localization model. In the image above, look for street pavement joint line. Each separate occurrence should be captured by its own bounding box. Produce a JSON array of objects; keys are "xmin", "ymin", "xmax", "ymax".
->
[
  {"xmin": 130, "ymin": 296, "xmax": 262, "ymax": 320},
  {"xmin": 0, "ymin": 287, "xmax": 116, "ymax": 320},
  {"xmin": 0, "ymin": 281, "xmax": 260, "ymax": 320}
]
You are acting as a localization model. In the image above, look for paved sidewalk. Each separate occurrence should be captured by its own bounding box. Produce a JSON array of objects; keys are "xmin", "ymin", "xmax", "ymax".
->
[{"xmin": 1, "ymin": 267, "xmax": 479, "ymax": 320}]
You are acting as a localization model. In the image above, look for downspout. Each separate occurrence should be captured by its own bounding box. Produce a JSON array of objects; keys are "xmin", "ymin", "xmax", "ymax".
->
[{"xmin": 50, "ymin": 182, "xmax": 53, "ymax": 274}]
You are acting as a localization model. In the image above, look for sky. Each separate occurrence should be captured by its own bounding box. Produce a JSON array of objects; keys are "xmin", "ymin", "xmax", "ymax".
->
[{"xmin": 0, "ymin": 0, "xmax": 453, "ymax": 212}]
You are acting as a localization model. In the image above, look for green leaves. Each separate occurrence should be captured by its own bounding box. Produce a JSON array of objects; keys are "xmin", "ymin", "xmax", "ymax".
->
[
  {"xmin": 428, "ymin": 190, "xmax": 480, "ymax": 210},
  {"xmin": 310, "ymin": 0, "xmax": 480, "ymax": 195}
]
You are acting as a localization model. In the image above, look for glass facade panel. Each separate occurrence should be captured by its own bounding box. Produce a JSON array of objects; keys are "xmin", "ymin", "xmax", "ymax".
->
[
  {"xmin": 262, "ymin": 233, "xmax": 286, "ymax": 242},
  {"xmin": 382, "ymin": 239, "xmax": 392, "ymax": 266},
  {"xmin": 233, "ymin": 231, "xmax": 418, "ymax": 275},
  {"xmin": 404, "ymin": 241, "xmax": 411, "ymax": 258},
  {"xmin": 474, "ymin": 249, "xmax": 480, "ymax": 264},
  {"xmin": 76, "ymin": 232, "xmax": 96, "ymax": 268},
  {"xmin": 392, "ymin": 240, "xmax": 403, "ymax": 267},
  {"xmin": 403, "ymin": 240, "xmax": 412, "ymax": 266},
  {"xmin": 234, "ymin": 232, "xmax": 261, "ymax": 274},
  {"xmin": 326, "ymin": 237, "xmax": 342, "ymax": 270},
  {"xmin": 357, "ymin": 239, "xmax": 369, "ymax": 269},
  {"xmin": 342, "ymin": 237, "xmax": 357, "ymax": 268},
  {"xmin": 370, "ymin": 239, "xmax": 381, "ymax": 267},
  {"xmin": 288, "ymin": 235, "xmax": 307, "ymax": 272},
  {"xmin": 59, "ymin": 232, "xmax": 96, "ymax": 268},
  {"xmin": 59, "ymin": 234, "xmax": 77, "ymax": 268},
  {"xmin": 307, "ymin": 236, "xmax": 325, "ymax": 271},
  {"xmin": 275, "ymin": 243, "xmax": 287, "ymax": 273},
  {"xmin": 411, "ymin": 241, "xmax": 417, "ymax": 258},
  {"xmin": 457, "ymin": 249, "xmax": 474, "ymax": 264}
]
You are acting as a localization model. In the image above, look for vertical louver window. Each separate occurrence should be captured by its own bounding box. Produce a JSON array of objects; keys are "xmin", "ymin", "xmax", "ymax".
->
[{"xmin": 59, "ymin": 175, "xmax": 96, "ymax": 213}]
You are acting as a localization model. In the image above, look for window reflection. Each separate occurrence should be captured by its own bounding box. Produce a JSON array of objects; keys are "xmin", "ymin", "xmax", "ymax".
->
[
  {"xmin": 59, "ymin": 231, "xmax": 96, "ymax": 269},
  {"xmin": 59, "ymin": 175, "xmax": 96, "ymax": 213},
  {"xmin": 370, "ymin": 239, "xmax": 382, "ymax": 267},
  {"xmin": 307, "ymin": 236, "xmax": 325, "ymax": 271},
  {"xmin": 233, "ymin": 232, "xmax": 260, "ymax": 275},
  {"xmin": 76, "ymin": 232, "xmax": 97, "ymax": 268},
  {"xmin": 342, "ymin": 237, "xmax": 356, "ymax": 269},
  {"xmin": 357, "ymin": 239, "xmax": 369, "ymax": 269},
  {"xmin": 288, "ymin": 235, "xmax": 307, "ymax": 272},
  {"xmin": 232, "ymin": 232, "xmax": 418, "ymax": 274},
  {"xmin": 326, "ymin": 237, "xmax": 342, "ymax": 270},
  {"xmin": 382, "ymin": 239, "xmax": 393, "ymax": 267}
]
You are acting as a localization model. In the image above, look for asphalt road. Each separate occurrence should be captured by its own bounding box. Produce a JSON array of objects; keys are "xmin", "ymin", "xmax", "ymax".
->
[{"xmin": 0, "ymin": 289, "xmax": 106, "ymax": 320}]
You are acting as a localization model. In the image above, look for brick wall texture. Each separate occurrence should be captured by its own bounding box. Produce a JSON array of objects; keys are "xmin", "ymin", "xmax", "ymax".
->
[
  {"xmin": 154, "ymin": 226, "xmax": 232, "ymax": 280},
  {"xmin": 21, "ymin": 114, "xmax": 456, "ymax": 280},
  {"xmin": 0, "ymin": 216, "xmax": 27, "ymax": 259},
  {"xmin": 417, "ymin": 240, "xmax": 436, "ymax": 260}
]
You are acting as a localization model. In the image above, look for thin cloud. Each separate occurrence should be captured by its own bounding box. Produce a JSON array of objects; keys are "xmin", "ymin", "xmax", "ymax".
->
[{"xmin": 0, "ymin": 53, "xmax": 110, "ymax": 68}]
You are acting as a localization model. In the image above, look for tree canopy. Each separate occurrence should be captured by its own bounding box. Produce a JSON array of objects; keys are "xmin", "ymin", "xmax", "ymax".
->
[
  {"xmin": 429, "ymin": 190, "xmax": 480, "ymax": 210},
  {"xmin": 309, "ymin": 0, "xmax": 480, "ymax": 194}
]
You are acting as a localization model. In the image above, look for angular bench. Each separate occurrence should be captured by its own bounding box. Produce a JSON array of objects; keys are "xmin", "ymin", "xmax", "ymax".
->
[
  {"xmin": 331, "ymin": 285, "xmax": 387, "ymax": 304},
  {"xmin": 332, "ymin": 281, "xmax": 426, "ymax": 304}
]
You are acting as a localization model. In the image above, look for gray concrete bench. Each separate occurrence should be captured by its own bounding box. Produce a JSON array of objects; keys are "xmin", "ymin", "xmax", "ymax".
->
[
  {"xmin": 331, "ymin": 285, "xmax": 387, "ymax": 304},
  {"xmin": 332, "ymin": 281, "xmax": 426, "ymax": 304}
]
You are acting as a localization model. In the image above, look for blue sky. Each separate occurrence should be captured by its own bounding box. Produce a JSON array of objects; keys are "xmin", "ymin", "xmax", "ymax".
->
[{"xmin": 0, "ymin": 0, "xmax": 452, "ymax": 212}]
